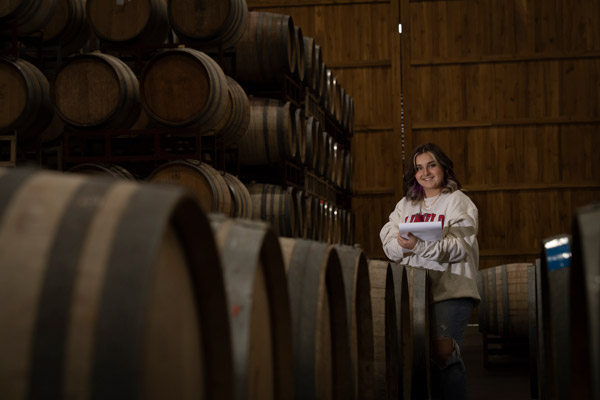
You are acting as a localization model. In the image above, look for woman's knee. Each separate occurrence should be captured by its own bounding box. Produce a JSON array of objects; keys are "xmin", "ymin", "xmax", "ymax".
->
[{"xmin": 432, "ymin": 337, "xmax": 457, "ymax": 368}]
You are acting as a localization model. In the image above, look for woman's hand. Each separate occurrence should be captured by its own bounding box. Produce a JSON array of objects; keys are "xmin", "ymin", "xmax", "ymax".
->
[{"xmin": 397, "ymin": 232, "xmax": 418, "ymax": 250}]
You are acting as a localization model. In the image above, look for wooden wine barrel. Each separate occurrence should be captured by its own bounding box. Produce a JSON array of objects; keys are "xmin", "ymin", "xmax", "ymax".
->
[
  {"xmin": 238, "ymin": 97, "xmax": 297, "ymax": 166},
  {"xmin": 304, "ymin": 116, "xmax": 320, "ymax": 170},
  {"xmin": 168, "ymin": 0, "xmax": 248, "ymax": 51},
  {"xmin": 527, "ymin": 261, "xmax": 540, "ymax": 400},
  {"xmin": 477, "ymin": 264, "xmax": 531, "ymax": 338},
  {"xmin": 325, "ymin": 135, "xmax": 334, "ymax": 184},
  {"xmin": 293, "ymin": 108, "xmax": 306, "ymax": 165},
  {"xmin": 68, "ymin": 163, "xmax": 136, "ymax": 180},
  {"xmin": 24, "ymin": 0, "xmax": 90, "ymax": 55},
  {"xmin": 334, "ymin": 244, "xmax": 375, "ymax": 400},
  {"xmin": 368, "ymin": 260, "xmax": 406, "ymax": 400},
  {"xmin": 292, "ymin": 188, "xmax": 306, "ymax": 239},
  {"xmin": 86, "ymin": 0, "xmax": 169, "ymax": 45},
  {"xmin": 293, "ymin": 25, "xmax": 305, "ymax": 83},
  {"xmin": 343, "ymin": 150, "xmax": 354, "ymax": 191},
  {"xmin": 278, "ymin": 238, "xmax": 354, "ymax": 400},
  {"xmin": 532, "ymin": 259, "xmax": 548, "ymax": 399},
  {"xmin": 322, "ymin": 68, "xmax": 332, "ymax": 112},
  {"xmin": 317, "ymin": 130, "xmax": 328, "ymax": 177},
  {"xmin": 331, "ymin": 206, "xmax": 342, "ymax": 245},
  {"xmin": 313, "ymin": 44, "xmax": 324, "ymax": 97},
  {"xmin": 391, "ymin": 263, "xmax": 412, "ymax": 400},
  {"xmin": 332, "ymin": 78, "xmax": 342, "ymax": 123},
  {"xmin": 209, "ymin": 215, "xmax": 293, "ymax": 400},
  {"xmin": 540, "ymin": 235, "xmax": 572, "ymax": 400},
  {"xmin": 405, "ymin": 266, "xmax": 430, "ymax": 400},
  {"xmin": 246, "ymin": 183, "xmax": 297, "ymax": 238},
  {"xmin": 52, "ymin": 52, "xmax": 141, "ymax": 129},
  {"xmin": 334, "ymin": 145, "xmax": 345, "ymax": 189},
  {"xmin": 141, "ymin": 48, "xmax": 229, "ymax": 130},
  {"xmin": 317, "ymin": 200, "xmax": 331, "ymax": 243},
  {"xmin": 215, "ymin": 76, "xmax": 250, "ymax": 146},
  {"xmin": 222, "ymin": 172, "xmax": 252, "ymax": 219},
  {"xmin": 232, "ymin": 11, "xmax": 296, "ymax": 85},
  {"xmin": 304, "ymin": 194, "xmax": 319, "ymax": 241},
  {"xmin": 0, "ymin": 57, "xmax": 53, "ymax": 139},
  {"xmin": 342, "ymin": 90, "xmax": 351, "ymax": 132},
  {"xmin": 147, "ymin": 159, "xmax": 232, "ymax": 216},
  {"xmin": 303, "ymin": 36, "xmax": 316, "ymax": 90},
  {"xmin": 317, "ymin": 62, "xmax": 327, "ymax": 103},
  {"xmin": 570, "ymin": 203, "xmax": 600, "ymax": 400},
  {"xmin": 0, "ymin": 0, "xmax": 56, "ymax": 37},
  {"xmin": 0, "ymin": 167, "xmax": 233, "ymax": 400}
]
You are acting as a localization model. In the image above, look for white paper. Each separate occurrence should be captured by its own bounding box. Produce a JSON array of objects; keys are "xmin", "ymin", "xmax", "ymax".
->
[{"xmin": 398, "ymin": 221, "xmax": 443, "ymax": 242}]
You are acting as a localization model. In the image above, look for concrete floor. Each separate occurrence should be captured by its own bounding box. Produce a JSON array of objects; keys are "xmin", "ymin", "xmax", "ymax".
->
[{"xmin": 462, "ymin": 325, "xmax": 532, "ymax": 400}]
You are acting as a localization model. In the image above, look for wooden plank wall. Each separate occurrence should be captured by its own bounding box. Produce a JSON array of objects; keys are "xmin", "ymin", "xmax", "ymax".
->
[
  {"xmin": 248, "ymin": 0, "xmax": 600, "ymax": 267},
  {"xmin": 247, "ymin": 0, "xmax": 403, "ymax": 257},
  {"xmin": 402, "ymin": 0, "xmax": 600, "ymax": 269}
]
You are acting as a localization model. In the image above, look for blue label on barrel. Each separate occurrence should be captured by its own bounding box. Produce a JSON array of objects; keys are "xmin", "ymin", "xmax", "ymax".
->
[{"xmin": 544, "ymin": 236, "xmax": 571, "ymax": 271}]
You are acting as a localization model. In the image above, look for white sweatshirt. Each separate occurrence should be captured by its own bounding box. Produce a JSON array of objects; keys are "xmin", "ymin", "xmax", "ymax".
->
[{"xmin": 380, "ymin": 190, "xmax": 481, "ymax": 304}]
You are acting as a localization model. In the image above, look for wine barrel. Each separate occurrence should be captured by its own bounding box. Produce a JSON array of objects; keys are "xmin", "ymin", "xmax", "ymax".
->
[
  {"xmin": 209, "ymin": 215, "xmax": 293, "ymax": 400},
  {"xmin": 246, "ymin": 183, "xmax": 297, "ymax": 238},
  {"xmin": 540, "ymin": 235, "xmax": 572, "ymax": 400},
  {"xmin": 304, "ymin": 194, "xmax": 319, "ymax": 241},
  {"xmin": 292, "ymin": 188, "xmax": 306, "ymax": 239},
  {"xmin": 0, "ymin": 0, "xmax": 56, "ymax": 37},
  {"xmin": 216, "ymin": 76, "xmax": 251, "ymax": 146},
  {"xmin": 477, "ymin": 264, "xmax": 531, "ymax": 338},
  {"xmin": 325, "ymin": 135, "xmax": 334, "ymax": 184},
  {"xmin": 343, "ymin": 150, "xmax": 354, "ymax": 191},
  {"xmin": 52, "ymin": 52, "xmax": 141, "ymax": 129},
  {"xmin": 24, "ymin": 0, "xmax": 90, "ymax": 55},
  {"xmin": 141, "ymin": 48, "xmax": 229, "ymax": 130},
  {"xmin": 293, "ymin": 26, "xmax": 305, "ymax": 83},
  {"xmin": 222, "ymin": 171, "xmax": 252, "ymax": 219},
  {"xmin": 232, "ymin": 11, "xmax": 296, "ymax": 85},
  {"xmin": 86, "ymin": 0, "xmax": 169, "ymax": 45},
  {"xmin": 147, "ymin": 159, "xmax": 232, "ymax": 216},
  {"xmin": 369, "ymin": 260, "xmax": 409, "ymax": 400},
  {"xmin": 238, "ymin": 97, "xmax": 297, "ymax": 166},
  {"xmin": 570, "ymin": 203, "xmax": 600, "ymax": 400},
  {"xmin": 304, "ymin": 116, "xmax": 320, "ymax": 170},
  {"xmin": 334, "ymin": 244, "xmax": 375, "ymax": 399},
  {"xmin": 278, "ymin": 238, "xmax": 354, "ymax": 400},
  {"xmin": 168, "ymin": 0, "xmax": 248, "ymax": 51},
  {"xmin": 320, "ymin": 201, "xmax": 331, "ymax": 243},
  {"xmin": 317, "ymin": 130, "xmax": 328, "ymax": 177},
  {"xmin": 313, "ymin": 44, "xmax": 324, "ymax": 97},
  {"xmin": 0, "ymin": 57, "xmax": 53, "ymax": 139},
  {"xmin": 303, "ymin": 36, "xmax": 316, "ymax": 91},
  {"xmin": 405, "ymin": 266, "xmax": 431, "ymax": 399},
  {"xmin": 293, "ymin": 108, "xmax": 306, "ymax": 165},
  {"xmin": 0, "ymin": 167, "xmax": 233, "ymax": 399},
  {"xmin": 68, "ymin": 163, "xmax": 136, "ymax": 180},
  {"xmin": 527, "ymin": 261, "xmax": 539, "ymax": 400}
]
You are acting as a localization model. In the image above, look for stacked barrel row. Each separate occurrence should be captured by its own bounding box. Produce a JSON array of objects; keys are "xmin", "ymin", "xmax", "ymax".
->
[
  {"xmin": 0, "ymin": 0, "xmax": 354, "ymax": 236},
  {"xmin": 0, "ymin": 0, "xmax": 355, "ymax": 181},
  {"xmin": 476, "ymin": 202, "xmax": 600, "ymax": 400},
  {"xmin": 0, "ymin": 167, "xmax": 430, "ymax": 400}
]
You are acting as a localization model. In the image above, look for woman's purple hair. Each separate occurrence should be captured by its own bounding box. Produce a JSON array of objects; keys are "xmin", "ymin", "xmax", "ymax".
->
[{"xmin": 403, "ymin": 143, "xmax": 461, "ymax": 202}]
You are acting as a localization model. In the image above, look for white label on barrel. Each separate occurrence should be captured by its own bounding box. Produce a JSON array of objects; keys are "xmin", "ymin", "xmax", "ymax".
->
[{"xmin": 116, "ymin": 0, "xmax": 124, "ymax": 5}]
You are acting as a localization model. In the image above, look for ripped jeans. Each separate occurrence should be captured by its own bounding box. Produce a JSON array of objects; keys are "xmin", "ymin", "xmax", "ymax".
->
[{"xmin": 429, "ymin": 298, "xmax": 474, "ymax": 400}]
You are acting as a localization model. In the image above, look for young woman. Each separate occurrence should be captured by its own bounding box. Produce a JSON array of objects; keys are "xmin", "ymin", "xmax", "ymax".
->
[{"xmin": 380, "ymin": 143, "xmax": 480, "ymax": 400}]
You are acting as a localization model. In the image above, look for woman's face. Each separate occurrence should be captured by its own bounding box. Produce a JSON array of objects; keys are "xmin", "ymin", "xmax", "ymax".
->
[{"xmin": 415, "ymin": 152, "xmax": 444, "ymax": 196}]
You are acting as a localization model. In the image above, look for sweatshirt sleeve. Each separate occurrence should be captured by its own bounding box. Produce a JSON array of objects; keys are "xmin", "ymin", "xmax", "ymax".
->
[
  {"xmin": 411, "ymin": 195, "xmax": 478, "ymax": 263},
  {"xmin": 380, "ymin": 199, "xmax": 408, "ymax": 262}
]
